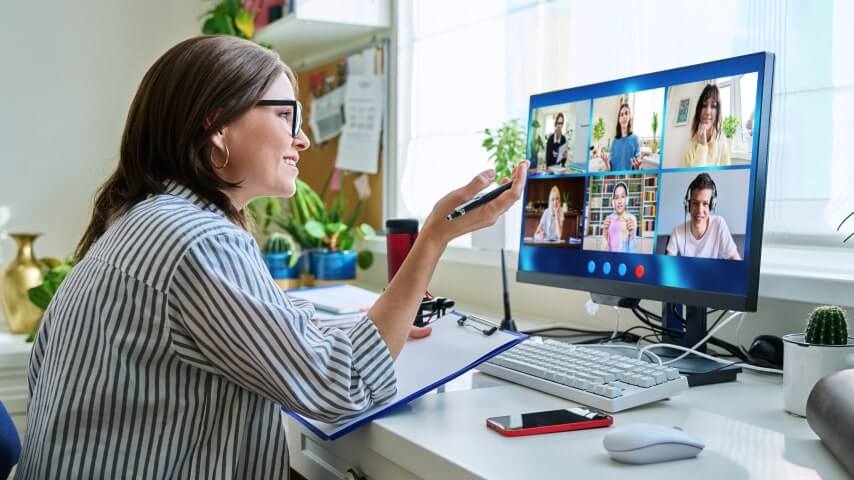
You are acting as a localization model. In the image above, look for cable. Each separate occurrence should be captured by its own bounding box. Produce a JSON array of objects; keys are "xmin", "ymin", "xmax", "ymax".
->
[
  {"xmin": 581, "ymin": 344, "xmax": 663, "ymax": 365},
  {"xmin": 641, "ymin": 344, "xmax": 782, "ymax": 374},
  {"xmin": 522, "ymin": 326, "xmax": 608, "ymax": 336},
  {"xmin": 610, "ymin": 306, "xmax": 621, "ymax": 340},
  {"xmin": 638, "ymin": 310, "xmax": 743, "ymax": 365}
]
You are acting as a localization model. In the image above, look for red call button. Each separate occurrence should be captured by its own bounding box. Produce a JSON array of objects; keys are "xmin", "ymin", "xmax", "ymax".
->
[{"xmin": 634, "ymin": 265, "xmax": 645, "ymax": 279}]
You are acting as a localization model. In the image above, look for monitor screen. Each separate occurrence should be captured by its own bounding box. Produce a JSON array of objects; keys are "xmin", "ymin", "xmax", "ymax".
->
[{"xmin": 517, "ymin": 53, "xmax": 774, "ymax": 312}]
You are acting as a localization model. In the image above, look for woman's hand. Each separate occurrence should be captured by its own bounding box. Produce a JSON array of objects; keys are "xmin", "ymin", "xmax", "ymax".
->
[
  {"xmin": 420, "ymin": 161, "xmax": 529, "ymax": 248},
  {"xmin": 697, "ymin": 124, "xmax": 709, "ymax": 145},
  {"xmin": 626, "ymin": 216, "xmax": 637, "ymax": 236},
  {"xmin": 602, "ymin": 216, "xmax": 611, "ymax": 242}
]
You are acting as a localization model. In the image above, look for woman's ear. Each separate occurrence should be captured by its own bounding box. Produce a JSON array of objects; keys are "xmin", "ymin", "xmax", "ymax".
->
[{"xmin": 208, "ymin": 128, "xmax": 227, "ymax": 152}]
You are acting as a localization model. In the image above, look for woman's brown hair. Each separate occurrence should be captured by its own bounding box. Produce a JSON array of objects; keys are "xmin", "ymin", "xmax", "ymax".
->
[
  {"xmin": 614, "ymin": 103, "xmax": 632, "ymax": 139},
  {"xmin": 75, "ymin": 35, "xmax": 295, "ymax": 260},
  {"xmin": 691, "ymin": 84, "xmax": 721, "ymax": 139}
]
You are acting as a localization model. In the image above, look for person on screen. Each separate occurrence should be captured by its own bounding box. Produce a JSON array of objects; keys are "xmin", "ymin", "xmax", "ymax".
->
[
  {"xmin": 601, "ymin": 182, "xmax": 636, "ymax": 252},
  {"xmin": 545, "ymin": 113, "xmax": 566, "ymax": 168},
  {"xmin": 683, "ymin": 84, "xmax": 731, "ymax": 167},
  {"xmin": 534, "ymin": 185, "xmax": 563, "ymax": 241},
  {"xmin": 608, "ymin": 103, "xmax": 641, "ymax": 171},
  {"xmin": 666, "ymin": 173, "xmax": 741, "ymax": 260}
]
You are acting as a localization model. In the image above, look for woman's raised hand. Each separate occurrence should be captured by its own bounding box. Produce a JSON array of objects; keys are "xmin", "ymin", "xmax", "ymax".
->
[{"xmin": 420, "ymin": 161, "xmax": 529, "ymax": 247}]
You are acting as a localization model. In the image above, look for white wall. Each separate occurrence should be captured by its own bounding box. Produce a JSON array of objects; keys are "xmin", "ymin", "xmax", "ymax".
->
[
  {"xmin": 0, "ymin": 0, "xmax": 207, "ymax": 326},
  {"xmin": 662, "ymin": 81, "xmax": 706, "ymax": 167},
  {"xmin": 590, "ymin": 94, "xmax": 621, "ymax": 149}
]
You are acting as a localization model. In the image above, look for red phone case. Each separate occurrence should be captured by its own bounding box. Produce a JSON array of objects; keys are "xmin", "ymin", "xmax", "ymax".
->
[{"xmin": 486, "ymin": 416, "xmax": 612, "ymax": 437}]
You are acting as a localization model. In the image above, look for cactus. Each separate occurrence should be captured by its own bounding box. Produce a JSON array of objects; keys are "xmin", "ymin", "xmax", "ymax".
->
[
  {"xmin": 263, "ymin": 232, "xmax": 295, "ymax": 254},
  {"xmin": 805, "ymin": 306, "xmax": 850, "ymax": 345}
]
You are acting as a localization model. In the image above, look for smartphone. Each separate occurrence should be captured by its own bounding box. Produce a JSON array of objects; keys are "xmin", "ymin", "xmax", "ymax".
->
[{"xmin": 486, "ymin": 407, "xmax": 613, "ymax": 437}]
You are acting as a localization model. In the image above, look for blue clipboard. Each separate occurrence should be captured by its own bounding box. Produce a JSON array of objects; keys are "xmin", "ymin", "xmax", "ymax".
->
[{"xmin": 284, "ymin": 311, "xmax": 526, "ymax": 440}]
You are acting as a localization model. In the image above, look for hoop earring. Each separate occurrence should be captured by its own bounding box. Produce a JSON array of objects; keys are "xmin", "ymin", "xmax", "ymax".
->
[{"xmin": 212, "ymin": 144, "xmax": 230, "ymax": 169}]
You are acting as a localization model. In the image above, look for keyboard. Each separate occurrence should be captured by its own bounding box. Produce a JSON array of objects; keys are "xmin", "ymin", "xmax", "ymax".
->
[{"xmin": 478, "ymin": 338, "xmax": 689, "ymax": 412}]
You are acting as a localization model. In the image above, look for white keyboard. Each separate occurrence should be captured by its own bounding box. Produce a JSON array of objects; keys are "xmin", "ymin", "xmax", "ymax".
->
[{"xmin": 478, "ymin": 338, "xmax": 689, "ymax": 412}]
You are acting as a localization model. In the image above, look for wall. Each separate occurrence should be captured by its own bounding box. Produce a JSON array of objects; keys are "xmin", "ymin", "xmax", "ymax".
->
[
  {"xmin": 590, "ymin": 94, "xmax": 621, "ymax": 150},
  {"xmin": 0, "ymin": 0, "xmax": 208, "ymax": 327},
  {"xmin": 662, "ymin": 82, "xmax": 706, "ymax": 167}
]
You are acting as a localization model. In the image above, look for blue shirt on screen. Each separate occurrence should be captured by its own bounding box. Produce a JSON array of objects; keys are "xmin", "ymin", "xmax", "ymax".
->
[{"xmin": 610, "ymin": 134, "xmax": 639, "ymax": 171}]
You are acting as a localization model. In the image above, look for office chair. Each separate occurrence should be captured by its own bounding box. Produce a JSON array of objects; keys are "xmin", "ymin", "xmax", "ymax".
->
[{"xmin": 0, "ymin": 400, "xmax": 20, "ymax": 479}]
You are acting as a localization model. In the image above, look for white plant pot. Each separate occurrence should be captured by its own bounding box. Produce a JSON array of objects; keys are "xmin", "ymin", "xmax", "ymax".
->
[{"xmin": 782, "ymin": 333, "xmax": 854, "ymax": 417}]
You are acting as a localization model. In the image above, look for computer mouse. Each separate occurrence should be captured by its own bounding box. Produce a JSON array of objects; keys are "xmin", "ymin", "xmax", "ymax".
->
[
  {"xmin": 602, "ymin": 423, "xmax": 704, "ymax": 464},
  {"xmin": 747, "ymin": 335, "xmax": 784, "ymax": 369}
]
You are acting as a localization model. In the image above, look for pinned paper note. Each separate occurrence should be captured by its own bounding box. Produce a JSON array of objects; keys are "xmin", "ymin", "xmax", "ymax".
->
[
  {"xmin": 353, "ymin": 174, "xmax": 371, "ymax": 199},
  {"xmin": 308, "ymin": 86, "xmax": 346, "ymax": 143},
  {"xmin": 336, "ymin": 74, "xmax": 383, "ymax": 174}
]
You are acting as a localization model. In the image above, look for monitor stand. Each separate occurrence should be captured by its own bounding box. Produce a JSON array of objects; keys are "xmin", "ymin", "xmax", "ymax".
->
[{"xmin": 661, "ymin": 304, "xmax": 741, "ymax": 387}]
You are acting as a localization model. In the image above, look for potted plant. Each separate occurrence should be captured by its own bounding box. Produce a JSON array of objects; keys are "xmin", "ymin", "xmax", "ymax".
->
[
  {"xmin": 592, "ymin": 117, "xmax": 606, "ymax": 149},
  {"xmin": 25, "ymin": 255, "xmax": 74, "ymax": 342},
  {"xmin": 482, "ymin": 119, "xmax": 525, "ymax": 184},
  {"xmin": 721, "ymin": 115, "xmax": 740, "ymax": 151},
  {"xmin": 650, "ymin": 111, "xmax": 660, "ymax": 154},
  {"xmin": 476, "ymin": 119, "xmax": 526, "ymax": 249},
  {"xmin": 782, "ymin": 305, "xmax": 854, "ymax": 416},
  {"xmin": 201, "ymin": 0, "xmax": 273, "ymax": 48},
  {"xmin": 275, "ymin": 179, "xmax": 376, "ymax": 285},
  {"xmin": 528, "ymin": 119, "xmax": 546, "ymax": 168},
  {"xmin": 262, "ymin": 232, "xmax": 301, "ymax": 290}
]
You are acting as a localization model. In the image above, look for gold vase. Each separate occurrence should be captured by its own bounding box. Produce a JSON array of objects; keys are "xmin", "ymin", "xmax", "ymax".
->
[{"xmin": 1, "ymin": 233, "xmax": 46, "ymax": 334}]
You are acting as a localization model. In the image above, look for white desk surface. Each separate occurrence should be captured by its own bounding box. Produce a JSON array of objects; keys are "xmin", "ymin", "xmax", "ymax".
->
[{"xmin": 288, "ymin": 371, "xmax": 850, "ymax": 480}]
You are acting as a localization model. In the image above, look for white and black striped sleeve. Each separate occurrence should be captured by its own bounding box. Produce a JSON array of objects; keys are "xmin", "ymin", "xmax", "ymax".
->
[{"xmin": 168, "ymin": 232, "xmax": 397, "ymax": 423}]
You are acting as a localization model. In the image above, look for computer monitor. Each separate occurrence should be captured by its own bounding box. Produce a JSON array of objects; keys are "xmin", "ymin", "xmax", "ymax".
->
[{"xmin": 517, "ymin": 53, "xmax": 774, "ymax": 362}]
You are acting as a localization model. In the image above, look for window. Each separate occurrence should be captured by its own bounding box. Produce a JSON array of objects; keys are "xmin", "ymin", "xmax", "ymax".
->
[{"xmin": 395, "ymin": 0, "xmax": 854, "ymax": 254}]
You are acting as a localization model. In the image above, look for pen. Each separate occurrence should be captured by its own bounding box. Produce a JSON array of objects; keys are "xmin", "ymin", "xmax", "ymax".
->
[{"xmin": 446, "ymin": 181, "xmax": 513, "ymax": 220}]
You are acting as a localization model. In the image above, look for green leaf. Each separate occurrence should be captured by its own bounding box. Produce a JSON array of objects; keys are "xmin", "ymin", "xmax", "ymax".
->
[
  {"xmin": 27, "ymin": 286, "xmax": 52, "ymax": 311},
  {"xmin": 234, "ymin": 9, "xmax": 255, "ymax": 39},
  {"xmin": 324, "ymin": 222, "xmax": 347, "ymax": 236},
  {"xmin": 357, "ymin": 250, "xmax": 374, "ymax": 269},
  {"xmin": 338, "ymin": 231, "xmax": 355, "ymax": 251},
  {"xmin": 305, "ymin": 220, "xmax": 326, "ymax": 240},
  {"xmin": 25, "ymin": 331, "xmax": 37, "ymax": 343},
  {"xmin": 357, "ymin": 223, "xmax": 376, "ymax": 239}
]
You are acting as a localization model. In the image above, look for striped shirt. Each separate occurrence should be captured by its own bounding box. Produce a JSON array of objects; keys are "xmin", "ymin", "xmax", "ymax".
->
[{"xmin": 16, "ymin": 182, "xmax": 397, "ymax": 479}]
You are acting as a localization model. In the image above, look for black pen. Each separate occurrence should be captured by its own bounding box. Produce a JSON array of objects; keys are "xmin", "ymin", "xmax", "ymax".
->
[{"xmin": 446, "ymin": 181, "xmax": 513, "ymax": 220}]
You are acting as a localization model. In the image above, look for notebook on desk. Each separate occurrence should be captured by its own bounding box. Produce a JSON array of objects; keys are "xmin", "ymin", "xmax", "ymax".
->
[
  {"xmin": 284, "ymin": 312, "xmax": 526, "ymax": 440},
  {"xmin": 287, "ymin": 284, "xmax": 380, "ymax": 314}
]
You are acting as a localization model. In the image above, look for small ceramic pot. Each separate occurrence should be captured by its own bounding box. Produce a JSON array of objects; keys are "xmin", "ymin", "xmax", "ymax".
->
[{"xmin": 782, "ymin": 333, "xmax": 854, "ymax": 416}]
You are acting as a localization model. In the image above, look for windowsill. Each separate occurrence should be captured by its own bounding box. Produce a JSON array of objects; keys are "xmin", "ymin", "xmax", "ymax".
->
[{"xmin": 364, "ymin": 237, "xmax": 854, "ymax": 306}]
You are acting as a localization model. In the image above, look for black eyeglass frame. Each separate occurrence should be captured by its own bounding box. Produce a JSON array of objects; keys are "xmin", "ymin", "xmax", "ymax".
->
[{"xmin": 256, "ymin": 99, "xmax": 302, "ymax": 137}]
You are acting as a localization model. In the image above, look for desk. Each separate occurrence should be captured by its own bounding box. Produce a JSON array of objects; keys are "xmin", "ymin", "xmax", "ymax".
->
[{"xmin": 283, "ymin": 371, "xmax": 849, "ymax": 479}]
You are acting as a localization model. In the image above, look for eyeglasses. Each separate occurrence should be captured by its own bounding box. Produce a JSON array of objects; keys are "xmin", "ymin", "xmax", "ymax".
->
[{"xmin": 257, "ymin": 99, "xmax": 302, "ymax": 137}]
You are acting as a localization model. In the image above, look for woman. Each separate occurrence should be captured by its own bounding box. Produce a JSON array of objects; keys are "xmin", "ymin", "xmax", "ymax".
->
[
  {"xmin": 683, "ymin": 84, "xmax": 731, "ymax": 167},
  {"xmin": 534, "ymin": 185, "xmax": 563, "ymax": 241},
  {"xmin": 601, "ymin": 182, "xmax": 637, "ymax": 252},
  {"xmin": 608, "ymin": 103, "xmax": 640, "ymax": 171},
  {"xmin": 544, "ymin": 113, "xmax": 566, "ymax": 168},
  {"xmin": 16, "ymin": 36, "xmax": 527, "ymax": 478}
]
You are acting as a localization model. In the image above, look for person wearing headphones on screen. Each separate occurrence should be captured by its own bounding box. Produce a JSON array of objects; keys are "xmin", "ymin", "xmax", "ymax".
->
[
  {"xmin": 666, "ymin": 173, "xmax": 741, "ymax": 260},
  {"xmin": 601, "ymin": 182, "xmax": 636, "ymax": 252},
  {"xmin": 683, "ymin": 84, "xmax": 731, "ymax": 167},
  {"xmin": 534, "ymin": 185, "xmax": 564, "ymax": 241}
]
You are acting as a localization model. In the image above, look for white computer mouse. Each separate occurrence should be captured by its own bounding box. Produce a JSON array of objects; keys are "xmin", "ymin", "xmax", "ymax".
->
[{"xmin": 603, "ymin": 423, "xmax": 705, "ymax": 464}]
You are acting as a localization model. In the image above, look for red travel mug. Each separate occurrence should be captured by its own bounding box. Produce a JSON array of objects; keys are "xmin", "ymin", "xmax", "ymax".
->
[{"xmin": 385, "ymin": 219, "xmax": 419, "ymax": 283}]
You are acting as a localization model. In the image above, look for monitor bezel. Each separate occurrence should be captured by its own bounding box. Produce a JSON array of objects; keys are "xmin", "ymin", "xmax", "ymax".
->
[{"xmin": 516, "ymin": 52, "xmax": 775, "ymax": 312}]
